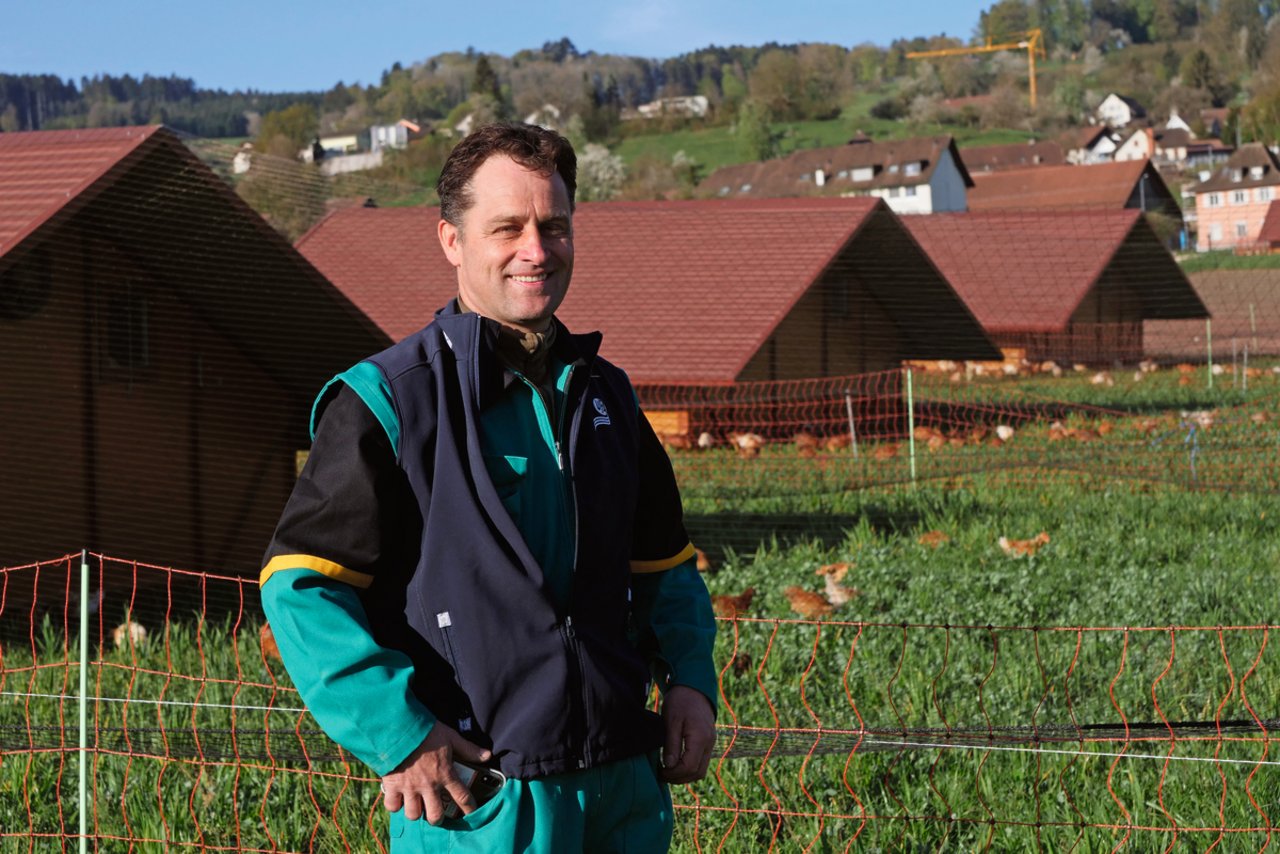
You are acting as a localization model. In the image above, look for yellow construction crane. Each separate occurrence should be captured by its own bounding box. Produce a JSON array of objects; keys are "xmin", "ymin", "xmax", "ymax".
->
[{"xmin": 905, "ymin": 29, "xmax": 1046, "ymax": 110}]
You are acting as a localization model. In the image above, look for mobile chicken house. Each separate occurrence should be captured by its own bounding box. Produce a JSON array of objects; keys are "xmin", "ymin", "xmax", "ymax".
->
[{"xmin": 0, "ymin": 126, "xmax": 387, "ymax": 572}]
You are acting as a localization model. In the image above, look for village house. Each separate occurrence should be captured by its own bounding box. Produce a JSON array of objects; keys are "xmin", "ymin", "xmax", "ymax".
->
[
  {"xmin": 1193, "ymin": 143, "xmax": 1280, "ymax": 252},
  {"xmin": 1063, "ymin": 125, "xmax": 1120, "ymax": 164},
  {"xmin": 959, "ymin": 140, "xmax": 1065, "ymax": 173},
  {"xmin": 295, "ymin": 197, "xmax": 999, "ymax": 437},
  {"xmin": 1114, "ymin": 125, "xmax": 1232, "ymax": 168},
  {"xmin": 1095, "ymin": 93, "xmax": 1147, "ymax": 129},
  {"xmin": 626, "ymin": 95, "xmax": 710, "ymax": 120},
  {"xmin": 700, "ymin": 134, "xmax": 973, "ymax": 214},
  {"xmin": 0, "ymin": 126, "xmax": 388, "ymax": 571},
  {"xmin": 904, "ymin": 209, "xmax": 1208, "ymax": 364}
]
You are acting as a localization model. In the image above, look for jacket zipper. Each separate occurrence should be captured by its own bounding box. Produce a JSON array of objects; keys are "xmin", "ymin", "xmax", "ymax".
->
[
  {"xmin": 522, "ymin": 366, "xmax": 592, "ymax": 767},
  {"xmin": 557, "ymin": 365, "xmax": 593, "ymax": 766}
]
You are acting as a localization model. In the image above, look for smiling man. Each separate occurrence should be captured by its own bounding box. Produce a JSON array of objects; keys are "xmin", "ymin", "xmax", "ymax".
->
[{"xmin": 259, "ymin": 123, "xmax": 717, "ymax": 853}]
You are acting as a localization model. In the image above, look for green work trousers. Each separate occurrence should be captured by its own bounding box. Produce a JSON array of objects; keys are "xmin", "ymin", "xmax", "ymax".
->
[{"xmin": 388, "ymin": 752, "xmax": 673, "ymax": 853}]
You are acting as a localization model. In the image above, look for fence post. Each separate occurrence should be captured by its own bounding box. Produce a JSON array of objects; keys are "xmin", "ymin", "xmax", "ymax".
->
[
  {"xmin": 1250, "ymin": 302, "xmax": 1257, "ymax": 353},
  {"xmin": 1232, "ymin": 339, "xmax": 1238, "ymax": 389},
  {"xmin": 1206, "ymin": 320, "xmax": 1214, "ymax": 390},
  {"xmin": 844, "ymin": 392, "xmax": 859, "ymax": 459},
  {"xmin": 1244, "ymin": 344, "xmax": 1249, "ymax": 392},
  {"xmin": 78, "ymin": 549, "xmax": 89, "ymax": 854},
  {"xmin": 906, "ymin": 368, "xmax": 917, "ymax": 484}
]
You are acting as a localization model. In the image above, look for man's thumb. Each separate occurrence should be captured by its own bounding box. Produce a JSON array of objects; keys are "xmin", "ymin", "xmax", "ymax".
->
[{"xmin": 451, "ymin": 736, "xmax": 492, "ymax": 764}]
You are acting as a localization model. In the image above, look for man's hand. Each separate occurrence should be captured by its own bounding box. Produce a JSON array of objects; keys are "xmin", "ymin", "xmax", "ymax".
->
[
  {"xmin": 380, "ymin": 723, "xmax": 492, "ymax": 824},
  {"xmin": 660, "ymin": 685, "xmax": 716, "ymax": 784}
]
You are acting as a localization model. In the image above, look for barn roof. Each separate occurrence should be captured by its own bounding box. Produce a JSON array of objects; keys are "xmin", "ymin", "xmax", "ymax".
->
[
  {"xmin": 902, "ymin": 209, "xmax": 1207, "ymax": 335},
  {"xmin": 0, "ymin": 125, "xmax": 387, "ymax": 394},
  {"xmin": 296, "ymin": 196, "xmax": 999, "ymax": 383},
  {"xmin": 967, "ymin": 159, "xmax": 1176, "ymax": 213}
]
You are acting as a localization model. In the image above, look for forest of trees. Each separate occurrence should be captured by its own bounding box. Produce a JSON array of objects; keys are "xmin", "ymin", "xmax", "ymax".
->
[{"xmin": 0, "ymin": 72, "xmax": 317, "ymax": 137}]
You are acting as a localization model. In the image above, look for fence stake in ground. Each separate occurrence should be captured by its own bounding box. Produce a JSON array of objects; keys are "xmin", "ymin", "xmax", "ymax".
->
[
  {"xmin": 906, "ymin": 368, "xmax": 917, "ymax": 483},
  {"xmin": 78, "ymin": 548, "xmax": 89, "ymax": 854},
  {"xmin": 1207, "ymin": 319, "xmax": 1214, "ymax": 390},
  {"xmin": 844, "ymin": 392, "xmax": 859, "ymax": 459}
]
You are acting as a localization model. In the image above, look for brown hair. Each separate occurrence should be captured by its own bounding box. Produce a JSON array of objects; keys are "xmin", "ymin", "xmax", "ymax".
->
[{"xmin": 436, "ymin": 122, "xmax": 577, "ymax": 226}]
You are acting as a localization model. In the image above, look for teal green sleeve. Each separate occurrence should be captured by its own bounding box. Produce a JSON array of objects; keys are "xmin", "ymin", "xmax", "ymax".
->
[
  {"xmin": 261, "ymin": 567, "xmax": 435, "ymax": 775},
  {"xmin": 632, "ymin": 558, "xmax": 719, "ymax": 716}
]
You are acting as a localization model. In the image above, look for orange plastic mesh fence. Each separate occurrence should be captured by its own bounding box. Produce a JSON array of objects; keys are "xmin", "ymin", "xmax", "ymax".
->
[{"xmin": 3, "ymin": 555, "xmax": 1278, "ymax": 851}]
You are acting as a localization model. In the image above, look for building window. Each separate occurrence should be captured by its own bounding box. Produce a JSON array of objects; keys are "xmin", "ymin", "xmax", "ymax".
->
[
  {"xmin": 851, "ymin": 167, "xmax": 874, "ymax": 182},
  {"xmin": 1207, "ymin": 193, "xmax": 1221, "ymax": 207},
  {"xmin": 888, "ymin": 164, "xmax": 899, "ymax": 174},
  {"xmin": 739, "ymin": 183, "xmax": 751, "ymax": 193},
  {"xmin": 1210, "ymin": 223, "xmax": 1223, "ymax": 241},
  {"xmin": 1251, "ymin": 166, "xmax": 1265, "ymax": 180},
  {"xmin": 888, "ymin": 187, "xmax": 901, "ymax": 198},
  {"xmin": 1259, "ymin": 187, "xmax": 1273, "ymax": 203},
  {"xmin": 904, "ymin": 161, "xmax": 921, "ymax": 177},
  {"xmin": 1232, "ymin": 190, "xmax": 1246, "ymax": 204},
  {"xmin": 104, "ymin": 291, "xmax": 150, "ymax": 373},
  {"xmin": 1231, "ymin": 169, "xmax": 1243, "ymax": 182},
  {"xmin": 904, "ymin": 185, "xmax": 917, "ymax": 196},
  {"xmin": 1237, "ymin": 222, "xmax": 1249, "ymax": 238}
]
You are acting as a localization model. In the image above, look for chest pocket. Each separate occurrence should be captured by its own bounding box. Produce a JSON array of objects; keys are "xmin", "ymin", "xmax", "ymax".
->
[{"xmin": 484, "ymin": 454, "xmax": 528, "ymax": 523}]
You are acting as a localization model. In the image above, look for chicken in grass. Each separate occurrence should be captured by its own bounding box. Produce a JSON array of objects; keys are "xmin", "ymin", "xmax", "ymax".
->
[
  {"xmin": 998, "ymin": 531, "xmax": 1050, "ymax": 558},
  {"xmin": 824, "ymin": 433, "xmax": 853, "ymax": 452},
  {"xmin": 784, "ymin": 586, "xmax": 834, "ymax": 619},
  {"xmin": 712, "ymin": 587, "xmax": 755, "ymax": 619},
  {"xmin": 872, "ymin": 442, "xmax": 899, "ymax": 461},
  {"xmin": 730, "ymin": 652, "xmax": 753, "ymax": 677},
  {"xmin": 112, "ymin": 620, "xmax": 148, "ymax": 650},
  {"xmin": 260, "ymin": 622, "xmax": 282, "ymax": 662},
  {"xmin": 793, "ymin": 431, "xmax": 821, "ymax": 451},
  {"xmin": 727, "ymin": 431, "xmax": 766, "ymax": 458},
  {"xmin": 917, "ymin": 530, "xmax": 950, "ymax": 549},
  {"xmin": 815, "ymin": 563, "xmax": 859, "ymax": 607},
  {"xmin": 660, "ymin": 433, "xmax": 692, "ymax": 450}
]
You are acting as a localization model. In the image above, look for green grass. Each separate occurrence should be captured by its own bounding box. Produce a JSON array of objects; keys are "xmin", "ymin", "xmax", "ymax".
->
[
  {"xmin": 616, "ymin": 92, "xmax": 1034, "ymax": 175},
  {"xmin": 4, "ymin": 369, "xmax": 1280, "ymax": 850},
  {"xmin": 1178, "ymin": 250, "xmax": 1280, "ymax": 274}
]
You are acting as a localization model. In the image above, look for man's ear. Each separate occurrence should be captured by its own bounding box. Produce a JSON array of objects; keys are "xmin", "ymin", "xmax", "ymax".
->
[{"xmin": 438, "ymin": 218, "xmax": 463, "ymax": 268}]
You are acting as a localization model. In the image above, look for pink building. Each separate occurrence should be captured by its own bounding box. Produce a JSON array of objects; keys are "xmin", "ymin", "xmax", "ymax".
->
[{"xmin": 1194, "ymin": 143, "xmax": 1280, "ymax": 252}]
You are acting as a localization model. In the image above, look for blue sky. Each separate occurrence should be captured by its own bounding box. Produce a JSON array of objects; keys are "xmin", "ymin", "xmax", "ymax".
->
[{"xmin": 6, "ymin": 0, "xmax": 992, "ymax": 93}]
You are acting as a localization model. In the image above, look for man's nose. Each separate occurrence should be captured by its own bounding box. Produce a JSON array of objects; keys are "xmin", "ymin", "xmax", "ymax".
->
[{"xmin": 516, "ymin": 225, "xmax": 549, "ymax": 264}]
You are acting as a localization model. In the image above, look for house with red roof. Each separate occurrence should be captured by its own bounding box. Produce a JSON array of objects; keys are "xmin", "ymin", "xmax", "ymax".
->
[
  {"xmin": 967, "ymin": 159, "xmax": 1183, "ymax": 226},
  {"xmin": 959, "ymin": 140, "xmax": 1064, "ymax": 173},
  {"xmin": 0, "ymin": 126, "xmax": 387, "ymax": 572},
  {"xmin": 699, "ymin": 135, "xmax": 973, "ymax": 214},
  {"xmin": 903, "ymin": 210, "xmax": 1207, "ymax": 364},
  {"xmin": 1193, "ymin": 144, "xmax": 1280, "ymax": 252},
  {"xmin": 296, "ymin": 197, "xmax": 999, "ymax": 436}
]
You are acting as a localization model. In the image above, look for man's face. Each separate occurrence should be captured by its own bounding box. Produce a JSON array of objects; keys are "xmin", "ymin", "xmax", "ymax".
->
[{"xmin": 438, "ymin": 155, "xmax": 574, "ymax": 333}]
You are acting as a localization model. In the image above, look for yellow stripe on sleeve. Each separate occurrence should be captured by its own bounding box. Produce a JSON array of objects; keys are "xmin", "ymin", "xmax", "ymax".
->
[
  {"xmin": 259, "ymin": 554, "xmax": 375, "ymax": 589},
  {"xmin": 630, "ymin": 543, "xmax": 696, "ymax": 574}
]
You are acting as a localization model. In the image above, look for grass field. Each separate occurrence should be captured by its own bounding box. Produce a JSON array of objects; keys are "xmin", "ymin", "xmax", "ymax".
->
[{"xmin": 3, "ymin": 368, "xmax": 1280, "ymax": 850}]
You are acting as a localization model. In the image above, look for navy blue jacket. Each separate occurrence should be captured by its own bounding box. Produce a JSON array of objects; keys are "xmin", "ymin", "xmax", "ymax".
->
[{"xmin": 332, "ymin": 305, "xmax": 677, "ymax": 778}]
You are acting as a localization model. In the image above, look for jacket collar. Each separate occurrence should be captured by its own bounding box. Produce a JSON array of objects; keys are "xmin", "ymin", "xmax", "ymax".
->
[{"xmin": 433, "ymin": 299, "xmax": 603, "ymax": 410}]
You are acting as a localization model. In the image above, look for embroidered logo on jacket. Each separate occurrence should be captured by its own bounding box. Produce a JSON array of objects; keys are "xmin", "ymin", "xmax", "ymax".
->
[{"xmin": 592, "ymin": 398, "xmax": 612, "ymax": 429}]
